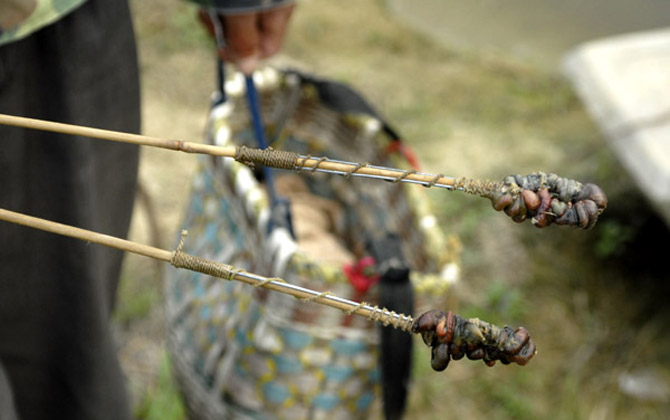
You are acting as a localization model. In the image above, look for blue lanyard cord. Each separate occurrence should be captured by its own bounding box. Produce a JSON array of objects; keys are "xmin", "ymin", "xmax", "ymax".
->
[
  {"xmin": 244, "ymin": 75, "xmax": 295, "ymax": 238},
  {"xmin": 245, "ymin": 75, "xmax": 277, "ymax": 204},
  {"xmin": 244, "ymin": 76, "xmax": 269, "ymax": 149},
  {"xmin": 207, "ymin": 9, "xmax": 293, "ymax": 236}
]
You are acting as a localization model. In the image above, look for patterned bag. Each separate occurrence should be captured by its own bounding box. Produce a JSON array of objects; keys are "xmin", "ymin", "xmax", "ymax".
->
[{"xmin": 165, "ymin": 67, "xmax": 460, "ymax": 420}]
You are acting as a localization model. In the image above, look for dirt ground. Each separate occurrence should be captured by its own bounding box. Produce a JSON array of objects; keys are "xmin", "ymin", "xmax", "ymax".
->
[{"xmin": 116, "ymin": 1, "xmax": 670, "ymax": 419}]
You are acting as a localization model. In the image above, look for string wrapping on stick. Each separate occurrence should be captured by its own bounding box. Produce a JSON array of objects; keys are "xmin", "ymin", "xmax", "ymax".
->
[
  {"xmin": 343, "ymin": 161, "xmax": 369, "ymax": 179},
  {"xmin": 393, "ymin": 169, "xmax": 417, "ymax": 183},
  {"xmin": 453, "ymin": 177, "xmax": 505, "ymax": 199},
  {"xmin": 425, "ymin": 173, "xmax": 444, "ymax": 188},
  {"xmin": 171, "ymin": 249, "xmax": 239, "ymax": 281},
  {"xmin": 234, "ymin": 145, "xmax": 299, "ymax": 170},
  {"xmin": 170, "ymin": 245, "xmax": 417, "ymax": 330},
  {"xmin": 299, "ymin": 290, "xmax": 333, "ymax": 303},
  {"xmin": 253, "ymin": 277, "xmax": 283, "ymax": 288},
  {"xmin": 345, "ymin": 300, "xmax": 368, "ymax": 316}
]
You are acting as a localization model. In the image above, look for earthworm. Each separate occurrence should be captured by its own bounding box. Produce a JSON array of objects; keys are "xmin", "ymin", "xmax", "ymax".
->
[
  {"xmin": 412, "ymin": 309, "xmax": 536, "ymax": 371},
  {"xmin": 490, "ymin": 172, "xmax": 607, "ymax": 229}
]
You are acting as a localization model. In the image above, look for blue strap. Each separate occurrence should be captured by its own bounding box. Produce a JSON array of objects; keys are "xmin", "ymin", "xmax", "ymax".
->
[
  {"xmin": 244, "ymin": 75, "xmax": 295, "ymax": 237},
  {"xmin": 207, "ymin": 10, "xmax": 294, "ymax": 236},
  {"xmin": 245, "ymin": 76, "xmax": 277, "ymax": 204}
]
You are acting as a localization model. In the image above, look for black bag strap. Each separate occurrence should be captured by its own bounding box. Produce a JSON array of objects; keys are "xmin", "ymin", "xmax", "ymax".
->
[{"xmin": 367, "ymin": 234, "xmax": 414, "ymax": 420}]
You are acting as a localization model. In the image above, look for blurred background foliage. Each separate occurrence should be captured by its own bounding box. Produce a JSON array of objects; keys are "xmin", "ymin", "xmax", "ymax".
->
[{"xmin": 115, "ymin": 1, "xmax": 670, "ymax": 419}]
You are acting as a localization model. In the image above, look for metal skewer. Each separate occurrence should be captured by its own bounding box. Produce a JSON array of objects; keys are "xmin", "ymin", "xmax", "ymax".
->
[{"xmin": 0, "ymin": 207, "xmax": 414, "ymax": 332}]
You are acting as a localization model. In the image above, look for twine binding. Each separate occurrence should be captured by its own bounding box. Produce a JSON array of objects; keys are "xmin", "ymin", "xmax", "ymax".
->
[
  {"xmin": 253, "ymin": 277, "xmax": 284, "ymax": 287},
  {"xmin": 453, "ymin": 177, "xmax": 506, "ymax": 199},
  {"xmin": 345, "ymin": 300, "xmax": 368, "ymax": 315},
  {"xmin": 234, "ymin": 145, "xmax": 300, "ymax": 170},
  {"xmin": 424, "ymin": 173, "xmax": 444, "ymax": 188},
  {"xmin": 171, "ymin": 230, "xmax": 242, "ymax": 281},
  {"xmin": 295, "ymin": 155, "xmax": 327, "ymax": 173},
  {"xmin": 344, "ymin": 161, "xmax": 369, "ymax": 179},
  {"xmin": 393, "ymin": 169, "xmax": 417, "ymax": 183},
  {"xmin": 169, "ymin": 231, "xmax": 415, "ymax": 331},
  {"xmin": 300, "ymin": 290, "xmax": 332, "ymax": 303}
]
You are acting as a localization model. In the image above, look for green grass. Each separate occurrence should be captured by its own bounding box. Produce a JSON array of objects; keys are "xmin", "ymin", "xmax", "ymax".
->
[
  {"xmin": 134, "ymin": 353, "xmax": 186, "ymax": 420},
  {"xmin": 114, "ymin": 256, "xmax": 159, "ymax": 326}
]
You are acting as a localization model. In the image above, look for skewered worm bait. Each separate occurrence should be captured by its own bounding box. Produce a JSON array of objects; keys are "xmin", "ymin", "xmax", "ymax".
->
[
  {"xmin": 485, "ymin": 172, "xmax": 607, "ymax": 229},
  {"xmin": 412, "ymin": 310, "xmax": 536, "ymax": 371}
]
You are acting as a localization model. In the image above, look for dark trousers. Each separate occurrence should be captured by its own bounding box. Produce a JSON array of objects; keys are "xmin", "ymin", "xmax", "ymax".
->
[{"xmin": 0, "ymin": 0, "xmax": 140, "ymax": 418}]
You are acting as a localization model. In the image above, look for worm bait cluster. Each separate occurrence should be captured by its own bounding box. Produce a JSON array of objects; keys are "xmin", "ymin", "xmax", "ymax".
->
[
  {"xmin": 412, "ymin": 310, "xmax": 536, "ymax": 371},
  {"xmin": 490, "ymin": 172, "xmax": 607, "ymax": 229}
]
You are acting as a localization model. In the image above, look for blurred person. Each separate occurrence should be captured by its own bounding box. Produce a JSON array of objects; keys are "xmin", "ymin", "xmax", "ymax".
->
[
  {"xmin": 0, "ymin": 1, "xmax": 140, "ymax": 419},
  {"xmin": 196, "ymin": 0, "xmax": 296, "ymax": 74},
  {"xmin": 0, "ymin": 1, "xmax": 293, "ymax": 419}
]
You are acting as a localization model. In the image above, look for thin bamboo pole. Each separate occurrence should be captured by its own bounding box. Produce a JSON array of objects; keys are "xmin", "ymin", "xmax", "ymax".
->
[
  {"xmin": 0, "ymin": 113, "xmax": 237, "ymax": 157},
  {"xmin": 0, "ymin": 207, "xmax": 414, "ymax": 332},
  {"xmin": 0, "ymin": 207, "xmax": 172, "ymax": 261},
  {"xmin": 0, "ymin": 113, "xmax": 458, "ymax": 190}
]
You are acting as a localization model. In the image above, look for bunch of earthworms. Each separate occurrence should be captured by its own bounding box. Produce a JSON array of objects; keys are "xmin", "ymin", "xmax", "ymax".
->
[
  {"xmin": 490, "ymin": 172, "xmax": 607, "ymax": 229},
  {"xmin": 412, "ymin": 310, "xmax": 537, "ymax": 371}
]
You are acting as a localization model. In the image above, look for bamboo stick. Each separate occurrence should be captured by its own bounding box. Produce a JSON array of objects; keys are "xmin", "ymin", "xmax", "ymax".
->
[
  {"xmin": 0, "ymin": 207, "xmax": 414, "ymax": 332},
  {"xmin": 0, "ymin": 113, "xmax": 237, "ymax": 157},
  {"xmin": 0, "ymin": 208, "xmax": 172, "ymax": 262},
  {"xmin": 0, "ymin": 113, "xmax": 458, "ymax": 190}
]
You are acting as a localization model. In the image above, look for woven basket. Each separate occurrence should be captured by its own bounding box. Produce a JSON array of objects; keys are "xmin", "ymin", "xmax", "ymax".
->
[{"xmin": 164, "ymin": 67, "xmax": 460, "ymax": 420}]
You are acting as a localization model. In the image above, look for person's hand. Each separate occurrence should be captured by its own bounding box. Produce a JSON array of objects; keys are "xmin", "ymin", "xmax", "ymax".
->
[{"xmin": 198, "ymin": 4, "xmax": 295, "ymax": 75}]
